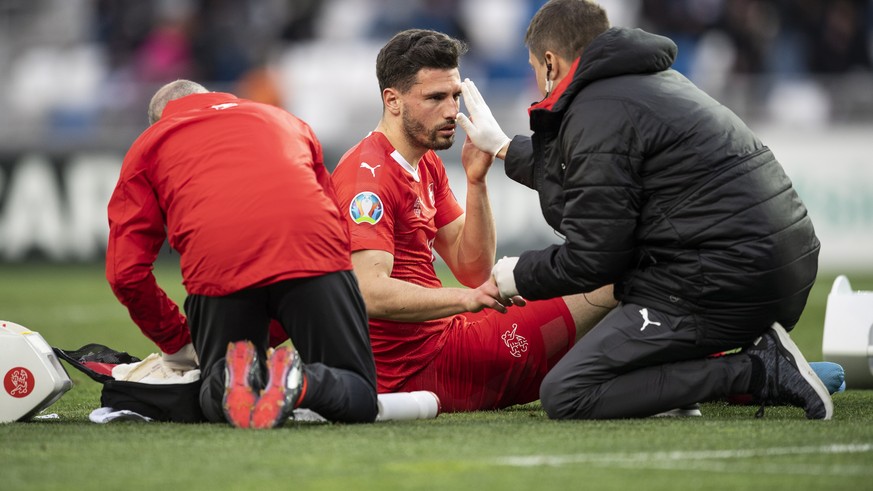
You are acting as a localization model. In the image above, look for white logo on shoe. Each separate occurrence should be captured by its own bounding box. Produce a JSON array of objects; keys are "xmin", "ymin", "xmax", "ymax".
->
[
  {"xmin": 639, "ymin": 308, "xmax": 661, "ymax": 331},
  {"xmin": 502, "ymin": 324, "xmax": 528, "ymax": 358},
  {"xmin": 360, "ymin": 162, "xmax": 381, "ymax": 177}
]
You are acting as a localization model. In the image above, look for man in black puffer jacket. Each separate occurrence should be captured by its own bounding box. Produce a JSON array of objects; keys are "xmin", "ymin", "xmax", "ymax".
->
[{"xmin": 457, "ymin": 0, "xmax": 832, "ymax": 419}]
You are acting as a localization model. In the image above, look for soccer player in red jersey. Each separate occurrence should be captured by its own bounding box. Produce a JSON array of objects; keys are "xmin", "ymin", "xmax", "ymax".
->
[
  {"xmin": 331, "ymin": 30, "xmax": 616, "ymax": 412},
  {"xmin": 107, "ymin": 80, "xmax": 377, "ymax": 428}
]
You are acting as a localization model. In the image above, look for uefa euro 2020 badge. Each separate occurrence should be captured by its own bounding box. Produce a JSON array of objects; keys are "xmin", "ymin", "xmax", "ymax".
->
[{"xmin": 350, "ymin": 191, "xmax": 384, "ymax": 225}]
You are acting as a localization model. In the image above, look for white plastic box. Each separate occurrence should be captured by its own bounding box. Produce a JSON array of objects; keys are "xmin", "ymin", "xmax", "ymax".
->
[
  {"xmin": 821, "ymin": 276, "xmax": 873, "ymax": 389},
  {"xmin": 0, "ymin": 321, "xmax": 72, "ymax": 423}
]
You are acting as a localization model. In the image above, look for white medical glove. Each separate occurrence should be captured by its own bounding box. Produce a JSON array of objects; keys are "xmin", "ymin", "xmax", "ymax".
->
[
  {"xmin": 161, "ymin": 342, "xmax": 199, "ymax": 371},
  {"xmin": 491, "ymin": 256, "xmax": 520, "ymax": 298},
  {"xmin": 457, "ymin": 79, "xmax": 511, "ymax": 156}
]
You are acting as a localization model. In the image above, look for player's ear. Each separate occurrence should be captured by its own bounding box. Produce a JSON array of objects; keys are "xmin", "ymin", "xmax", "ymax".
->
[{"xmin": 383, "ymin": 88, "xmax": 401, "ymax": 116}]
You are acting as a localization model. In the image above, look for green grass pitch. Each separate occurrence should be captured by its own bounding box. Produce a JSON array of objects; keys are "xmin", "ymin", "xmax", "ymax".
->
[{"xmin": 1, "ymin": 262, "xmax": 872, "ymax": 490}]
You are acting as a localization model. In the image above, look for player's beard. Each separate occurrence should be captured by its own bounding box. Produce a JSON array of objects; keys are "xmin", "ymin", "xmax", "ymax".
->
[{"xmin": 402, "ymin": 110, "xmax": 454, "ymax": 151}]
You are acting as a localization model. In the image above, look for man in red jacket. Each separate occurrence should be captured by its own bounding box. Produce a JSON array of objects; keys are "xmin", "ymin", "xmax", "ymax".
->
[{"xmin": 106, "ymin": 79, "xmax": 377, "ymax": 428}]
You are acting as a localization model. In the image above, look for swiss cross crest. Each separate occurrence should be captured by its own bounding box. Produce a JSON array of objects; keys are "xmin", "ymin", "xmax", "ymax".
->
[{"xmin": 501, "ymin": 324, "xmax": 528, "ymax": 358}]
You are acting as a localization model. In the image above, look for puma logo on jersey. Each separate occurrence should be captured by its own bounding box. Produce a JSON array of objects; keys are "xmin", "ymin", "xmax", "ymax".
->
[
  {"xmin": 360, "ymin": 162, "xmax": 381, "ymax": 177},
  {"xmin": 639, "ymin": 308, "xmax": 661, "ymax": 331},
  {"xmin": 210, "ymin": 103, "xmax": 238, "ymax": 111}
]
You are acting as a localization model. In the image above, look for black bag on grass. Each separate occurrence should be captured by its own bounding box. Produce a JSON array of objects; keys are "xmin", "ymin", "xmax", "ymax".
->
[{"xmin": 54, "ymin": 344, "xmax": 205, "ymax": 423}]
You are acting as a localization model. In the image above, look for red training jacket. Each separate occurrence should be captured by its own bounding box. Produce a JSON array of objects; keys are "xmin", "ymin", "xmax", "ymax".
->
[{"xmin": 106, "ymin": 92, "xmax": 351, "ymax": 354}]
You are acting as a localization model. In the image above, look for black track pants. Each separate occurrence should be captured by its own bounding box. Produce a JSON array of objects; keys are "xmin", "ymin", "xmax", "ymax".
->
[
  {"xmin": 539, "ymin": 302, "xmax": 760, "ymax": 419},
  {"xmin": 186, "ymin": 270, "xmax": 378, "ymax": 424}
]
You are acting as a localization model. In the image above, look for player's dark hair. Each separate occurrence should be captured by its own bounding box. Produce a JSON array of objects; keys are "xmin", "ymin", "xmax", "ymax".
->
[
  {"xmin": 526, "ymin": 0, "xmax": 610, "ymax": 62},
  {"xmin": 376, "ymin": 29, "xmax": 468, "ymax": 94}
]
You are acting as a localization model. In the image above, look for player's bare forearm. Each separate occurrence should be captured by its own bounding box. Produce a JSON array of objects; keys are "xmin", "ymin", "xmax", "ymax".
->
[
  {"xmin": 362, "ymin": 275, "xmax": 496, "ymax": 322},
  {"xmin": 445, "ymin": 135, "xmax": 498, "ymax": 286},
  {"xmin": 353, "ymin": 249, "xmax": 479, "ymax": 321},
  {"xmin": 437, "ymin": 180, "xmax": 496, "ymax": 288},
  {"xmin": 456, "ymin": 180, "xmax": 496, "ymax": 285}
]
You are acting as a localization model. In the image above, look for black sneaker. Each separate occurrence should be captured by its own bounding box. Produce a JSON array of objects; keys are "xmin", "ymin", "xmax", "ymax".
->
[{"xmin": 745, "ymin": 323, "xmax": 833, "ymax": 420}]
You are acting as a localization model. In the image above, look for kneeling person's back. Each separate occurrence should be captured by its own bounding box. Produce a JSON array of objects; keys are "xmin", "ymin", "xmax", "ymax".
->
[{"xmin": 111, "ymin": 91, "xmax": 351, "ymax": 297}]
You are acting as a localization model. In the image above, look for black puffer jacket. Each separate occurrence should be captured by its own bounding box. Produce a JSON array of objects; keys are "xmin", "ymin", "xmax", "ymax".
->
[{"xmin": 505, "ymin": 27, "xmax": 820, "ymax": 343}]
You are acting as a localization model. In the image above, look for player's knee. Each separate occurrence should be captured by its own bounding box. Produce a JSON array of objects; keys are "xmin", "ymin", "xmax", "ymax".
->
[
  {"xmin": 539, "ymin": 370, "xmax": 578, "ymax": 420},
  {"xmin": 343, "ymin": 372, "xmax": 379, "ymax": 423}
]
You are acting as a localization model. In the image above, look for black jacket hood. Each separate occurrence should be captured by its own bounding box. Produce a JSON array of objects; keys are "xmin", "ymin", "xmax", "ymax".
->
[{"xmin": 550, "ymin": 27, "xmax": 678, "ymax": 115}]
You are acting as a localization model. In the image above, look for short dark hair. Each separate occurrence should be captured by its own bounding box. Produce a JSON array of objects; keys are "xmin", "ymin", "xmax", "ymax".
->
[
  {"xmin": 525, "ymin": 0, "xmax": 610, "ymax": 62},
  {"xmin": 376, "ymin": 29, "xmax": 468, "ymax": 93}
]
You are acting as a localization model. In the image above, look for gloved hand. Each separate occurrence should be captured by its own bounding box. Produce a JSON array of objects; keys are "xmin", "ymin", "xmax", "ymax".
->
[
  {"xmin": 457, "ymin": 79, "xmax": 511, "ymax": 157},
  {"xmin": 491, "ymin": 256, "xmax": 520, "ymax": 298},
  {"xmin": 161, "ymin": 342, "xmax": 199, "ymax": 372}
]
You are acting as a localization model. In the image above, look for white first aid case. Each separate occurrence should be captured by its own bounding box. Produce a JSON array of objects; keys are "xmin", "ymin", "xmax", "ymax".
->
[
  {"xmin": 1, "ymin": 320, "xmax": 72, "ymax": 423},
  {"xmin": 821, "ymin": 276, "xmax": 873, "ymax": 389}
]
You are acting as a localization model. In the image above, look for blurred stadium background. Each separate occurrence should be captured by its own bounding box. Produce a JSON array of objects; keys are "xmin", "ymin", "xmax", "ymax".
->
[{"xmin": 0, "ymin": 0, "xmax": 871, "ymax": 270}]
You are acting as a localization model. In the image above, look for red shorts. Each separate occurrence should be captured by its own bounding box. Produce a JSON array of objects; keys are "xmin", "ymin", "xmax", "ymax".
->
[{"xmin": 397, "ymin": 297, "xmax": 575, "ymax": 412}]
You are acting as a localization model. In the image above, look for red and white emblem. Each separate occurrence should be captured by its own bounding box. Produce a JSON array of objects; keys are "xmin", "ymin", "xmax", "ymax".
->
[
  {"xmin": 4, "ymin": 367, "xmax": 35, "ymax": 398},
  {"xmin": 501, "ymin": 324, "xmax": 528, "ymax": 358}
]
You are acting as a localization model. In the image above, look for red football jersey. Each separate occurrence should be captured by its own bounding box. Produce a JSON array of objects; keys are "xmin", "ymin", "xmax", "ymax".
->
[{"xmin": 332, "ymin": 132, "xmax": 464, "ymax": 391}]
